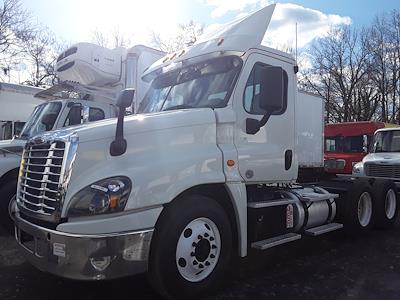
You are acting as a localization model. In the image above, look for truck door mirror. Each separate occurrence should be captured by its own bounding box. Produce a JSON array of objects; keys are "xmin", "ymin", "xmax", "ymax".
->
[
  {"xmin": 246, "ymin": 66, "xmax": 287, "ymax": 135},
  {"xmin": 110, "ymin": 88, "xmax": 135, "ymax": 156},
  {"xmin": 258, "ymin": 66, "xmax": 285, "ymax": 112},
  {"xmin": 116, "ymin": 88, "xmax": 135, "ymax": 110},
  {"xmin": 363, "ymin": 134, "xmax": 368, "ymax": 153}
]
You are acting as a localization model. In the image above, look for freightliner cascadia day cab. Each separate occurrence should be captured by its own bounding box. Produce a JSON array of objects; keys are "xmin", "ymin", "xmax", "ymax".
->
[
  {"xmin": 9, "ymin": 5, "xmax": 399, "ymax": 299},
  {"xmin": 0, "ymin": 43, "xmax": 164, "ymax": 230}
]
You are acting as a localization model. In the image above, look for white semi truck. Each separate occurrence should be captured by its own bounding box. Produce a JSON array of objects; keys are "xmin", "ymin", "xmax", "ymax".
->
[
  {"xmin": 0, "ymin": 43, "xmax": 164, "ymax": 230},
  {"xmin": 9, "ymin": 5, "xmax": 399, "ymax": 299}
]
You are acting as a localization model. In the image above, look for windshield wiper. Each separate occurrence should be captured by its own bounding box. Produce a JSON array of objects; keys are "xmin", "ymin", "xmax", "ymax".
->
[{"xmin": 163, "ymin": 104, "xmax": 194, "ymax": 111}]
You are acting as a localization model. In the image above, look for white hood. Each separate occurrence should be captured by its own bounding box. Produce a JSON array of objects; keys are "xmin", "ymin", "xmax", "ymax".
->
[{"xmin": 363, "ymin": 152, "xmax": 400, "ymax": 164}]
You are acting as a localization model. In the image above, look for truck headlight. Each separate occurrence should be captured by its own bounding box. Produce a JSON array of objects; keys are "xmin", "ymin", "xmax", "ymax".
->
[
  {"xmin": 352, "ymin": 162, "xmax": 363, "ymax": 175},
  {"xmin": 67, "ymin": 176, "xmax": 132, "ymax": 217}
]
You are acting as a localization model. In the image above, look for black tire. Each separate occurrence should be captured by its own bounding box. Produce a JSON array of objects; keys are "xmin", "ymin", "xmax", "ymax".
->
[
  {"xmin": 148, "ymin": 195, "xmax": 232, "ymax": 299},
  {"xmin": 372, "ymin": 180, "xmax": 399, "ymax": 229},
  {"xmin": 0, "ymin": 180, "xmax": 17, "ymax": 234},
  {"xmin": 344, "ymin": 182, "xmax": 375, "ymax": 234}
]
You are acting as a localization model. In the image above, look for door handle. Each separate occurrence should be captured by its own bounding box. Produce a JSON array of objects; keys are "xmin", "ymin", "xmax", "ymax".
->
[{"xmin": 285, "ymin": 150, "xmax": 293, "ymax": 170}]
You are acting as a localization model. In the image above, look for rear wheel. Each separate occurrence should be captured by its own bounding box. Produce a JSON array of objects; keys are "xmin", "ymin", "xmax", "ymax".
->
[
  {"xmin": 373, "ymin": 181, "xmax": 399, "ymax": 229},
  {"xmin": 0, "ymin": 180, "xmax": 17, "ymax": 233},
  {"xmin": 148, "ymin": 195, "xmax": 232, "ymax": 299},
  {"xmin": 344, "ymin": 182, "xmax": 375, "ymax": 233}
]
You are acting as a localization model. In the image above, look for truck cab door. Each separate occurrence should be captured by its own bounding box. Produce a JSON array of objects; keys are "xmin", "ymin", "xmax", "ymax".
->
[{"xmin": 233, "ymin": 52, "xmax": 296, "ymax": 183}]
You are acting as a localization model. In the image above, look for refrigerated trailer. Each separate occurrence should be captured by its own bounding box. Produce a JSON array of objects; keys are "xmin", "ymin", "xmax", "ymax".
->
[{"xmin": 10, "ymin": 5, "xmax": 399, "ymax": 299}]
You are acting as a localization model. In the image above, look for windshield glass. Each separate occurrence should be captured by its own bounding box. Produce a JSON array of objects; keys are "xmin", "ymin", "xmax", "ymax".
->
[
  {"xmin": 138, "ymin": 56, "xmax": 242, "ymax": 113},
  {"xmin": 19, "ymin": 102, "xmax": 62, "ymax": 139},
  {"xmin": 371, "ymin": 130, "xmax": 400, "ymax": 153},
  {"xmin": 325, "ymin": 135, "xmax": 368, "ymax": 153}
]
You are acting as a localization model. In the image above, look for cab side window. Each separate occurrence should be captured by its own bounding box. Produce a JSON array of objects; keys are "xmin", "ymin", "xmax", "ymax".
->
[
  {"xmin": 89, "ymin": 107, "xmax": 105, "ymax": 122},
  {"xmin": 243, "ymin": 62, "xmax": 288, "ymax": 115},
  {"xmin": 64, "ymin": 106, "xmax": 105, "ymax": 126},
  {"xmin": 64, "ymin": 106, "xmax": 82, "ymax": 126}
]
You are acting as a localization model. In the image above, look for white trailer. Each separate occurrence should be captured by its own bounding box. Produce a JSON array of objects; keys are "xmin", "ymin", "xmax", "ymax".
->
[
  {"xmin": 0, "ymin": 83, "xmax": 45, "ymax": 140},
  {"xmin": 10, "ymin": 5, "xmax": 398, "ymax": 299}
]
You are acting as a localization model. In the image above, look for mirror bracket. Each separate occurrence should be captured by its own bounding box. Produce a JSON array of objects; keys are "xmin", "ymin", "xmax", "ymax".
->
[{"xmin": 246, "ymin": 112, "xmax": 272, "ymax": 135}]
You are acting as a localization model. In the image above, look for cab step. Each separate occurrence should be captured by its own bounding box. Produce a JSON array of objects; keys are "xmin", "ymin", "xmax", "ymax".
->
[
  {"xmin": 251, "ymin": 233, "xmax": 301, "ymax": 250},
  {"xmin": 304, "ymin": 223, "xmax": 343, "ymax": 236}
]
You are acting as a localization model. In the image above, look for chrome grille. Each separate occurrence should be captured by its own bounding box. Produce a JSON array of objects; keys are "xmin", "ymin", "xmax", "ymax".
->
[
  {"xmin": 18, "ymin": 141, "xmax": 66, "ymax": 216},
  {"xmin": 324, "ymin": 159, "xmax": 345, "ymax": 170},
  {"xmin": 365, "ymin": 163, "xmax": 400, "ymax": 179}
]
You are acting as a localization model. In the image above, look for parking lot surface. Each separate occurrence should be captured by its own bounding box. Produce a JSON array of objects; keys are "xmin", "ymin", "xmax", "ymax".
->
[{"xmin": 1, "ymin": 223, "xmax": 400, "ymax": 300}]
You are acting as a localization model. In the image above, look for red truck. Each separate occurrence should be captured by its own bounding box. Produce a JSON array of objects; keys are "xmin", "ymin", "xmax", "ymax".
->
[{"xmin": 324, "ymin": 121, "xmax": 392, "ymax": 174}]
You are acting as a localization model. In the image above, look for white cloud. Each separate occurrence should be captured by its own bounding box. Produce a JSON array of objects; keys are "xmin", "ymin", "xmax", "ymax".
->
[
  {"xmin": 265, "ymin": 3, "xmax": 352, "ymax": 50},
  {"xmin": 205, "ymin": 0, "xmax": 271, "ymax": 18},
  {"xmin": 204, "ymin": 1, "xmax": 351, "ymax": 51}
]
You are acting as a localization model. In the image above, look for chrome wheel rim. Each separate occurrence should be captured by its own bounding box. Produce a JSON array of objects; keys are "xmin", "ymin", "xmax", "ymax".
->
[
  {"xmin": 385, "ymin": 189, "xmax": 397, "ymax": 220},
  {"xmin": 176, "ymin": 217, "xmax": 221, "ymax": 282},
  {"xmin": 358, "ymin": 192, "xmax": 372, "ymax": 227}
]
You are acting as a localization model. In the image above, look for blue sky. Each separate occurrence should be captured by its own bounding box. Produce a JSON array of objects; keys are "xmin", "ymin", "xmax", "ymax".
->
[{"xmin": 21, "ymin": 0, "xmax": 400, "ymax": 48}]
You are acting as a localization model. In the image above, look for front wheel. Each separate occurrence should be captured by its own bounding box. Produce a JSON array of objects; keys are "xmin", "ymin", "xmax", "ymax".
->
[
  {"xmin": 148, "ymin": 195, "xmax": 232, "ymax": 299},
  {"xmin": 0, "ymin": 180, "xmax": 17, "ymax": 233}
]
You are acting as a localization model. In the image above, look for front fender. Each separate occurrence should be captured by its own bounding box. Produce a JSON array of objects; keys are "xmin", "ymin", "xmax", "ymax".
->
[{"xmin": 62, "ymin": 109, "xmax": 224, "ymax": 217}]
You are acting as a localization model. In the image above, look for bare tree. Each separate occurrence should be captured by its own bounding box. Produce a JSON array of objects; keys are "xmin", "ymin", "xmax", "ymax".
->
[
  {"xmin": 0, "ymin": 0, "xmax": 35, "ymax": 80},
  {"xmin": 91, "ymin": 27, "xmax": 132, "ymax": 48},
  {"xmin": 22, "ymin": 27, "xmax": 66, "ymax": 87},
  {"xmin": 151, "ymin": 20, "xmax": 203, "ymax": 53},
  {"xmin": 303, "ymin": 26, "xmax": 374, "ymax": 123}
]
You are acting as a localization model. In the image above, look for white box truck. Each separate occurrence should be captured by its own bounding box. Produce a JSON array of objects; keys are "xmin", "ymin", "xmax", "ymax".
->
[
  {"xmin": 0, "ymin": 83, "xmax": 45, "ymax": 140},
  {"xmin": 0, "ymin": 43, "xmax": 164, "ymax": 230},
  {"xmin": 10, "ymin": 5, "xmax": 398, "ymax": 299}
]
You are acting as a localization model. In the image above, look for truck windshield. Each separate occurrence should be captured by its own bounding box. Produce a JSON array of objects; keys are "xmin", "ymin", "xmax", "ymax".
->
[
  {"xmin": 371, "ymin": 130, "xmax": 400, "ymax": 153},
  {"xmin": 19, "ymin": 102, "xmax": 62, "ymax": 139},
  {"xmin": 325, "ymin": 135, "xmax": 367, "ymax": 153},
  {"xmin": 138, "ymin": 56, "xmax": 242, "ymax": 113}
]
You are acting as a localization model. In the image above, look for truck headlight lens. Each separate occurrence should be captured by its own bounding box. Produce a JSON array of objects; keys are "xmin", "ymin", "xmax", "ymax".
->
[
  {"xmin": 67, "ymin": 176, "xmax": 131, "ymax": 217},
  {"xmin": 352, "ymin": 162, "xmax": 363, "ymax": 174}
]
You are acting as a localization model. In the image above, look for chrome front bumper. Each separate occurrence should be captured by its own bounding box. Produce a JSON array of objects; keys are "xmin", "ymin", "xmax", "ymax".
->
[{"xmin": 11, "ymin": 210, "xmax": 153, "ymax": 280}]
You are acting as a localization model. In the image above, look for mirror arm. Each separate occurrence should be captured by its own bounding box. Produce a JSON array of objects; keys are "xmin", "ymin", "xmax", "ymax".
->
[
  {"xmin": 109, "ymin": 108, "xmax": 127, "ymax": 156},
  {"xmin": 258, "ymin": 111, "xmax": 272, "ymax": 128},
  {"xmin": 246, "ymin": 111, "xmax": 273, "ymax": 135}
]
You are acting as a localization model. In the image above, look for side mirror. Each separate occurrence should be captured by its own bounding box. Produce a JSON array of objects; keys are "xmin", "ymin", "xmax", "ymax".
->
[
  {"xmin": 41, "ymin": 113, "xmax": 57, "ymax": 131},
  {"xmin": 246, "ymin": 66, "xmax": 287, "ymax": 135},
  {"xmin": 257, "ymin": 66, "xmax": 285, "ymax": 112},
  {"xmin": 116, "ymin": 88, "xmax": 135, "ymax": 109},
  {"xmin": 110, "ymin": 88, "xmax": 135, "ymax": 156}
]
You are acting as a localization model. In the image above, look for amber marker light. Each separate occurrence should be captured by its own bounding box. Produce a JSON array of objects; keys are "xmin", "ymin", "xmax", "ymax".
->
[
  {"xmin": 109, "ymin": 195, "xmax": 119, "ymax": 209},
  {"xmin": 227, "ymin": 160, "xmax": 235, "ymax": 167}
]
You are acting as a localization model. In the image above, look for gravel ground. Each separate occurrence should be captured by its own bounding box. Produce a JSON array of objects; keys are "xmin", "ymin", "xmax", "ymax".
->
[{"xmin": 1, "ymin": 223, "xmax": 400, "ymax": 300}]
